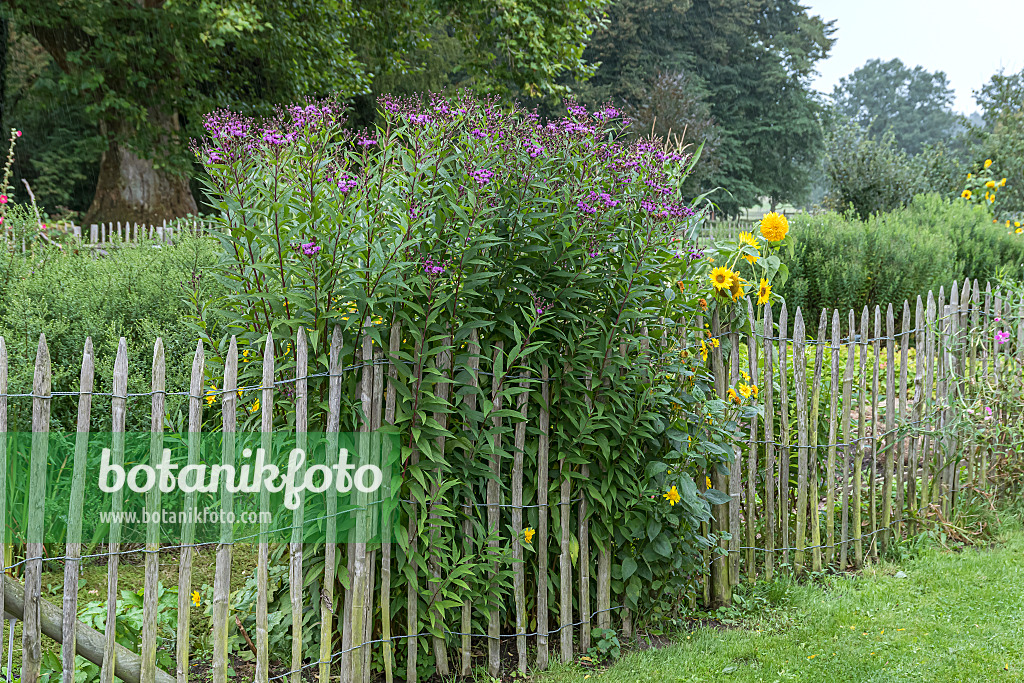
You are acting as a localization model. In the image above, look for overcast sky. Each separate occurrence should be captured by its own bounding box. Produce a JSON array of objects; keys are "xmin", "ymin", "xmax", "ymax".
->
[{"xmin": 802, "ymin": 0, "xmax": 1024, "ymax": 115}]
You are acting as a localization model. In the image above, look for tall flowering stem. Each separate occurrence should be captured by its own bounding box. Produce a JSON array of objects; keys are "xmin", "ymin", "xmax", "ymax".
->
[{"xmin": 194, "ymin": 92, "xmax": 738, "ymax": 643}]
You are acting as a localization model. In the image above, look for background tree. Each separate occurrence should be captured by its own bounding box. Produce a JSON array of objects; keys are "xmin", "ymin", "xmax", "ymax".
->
[
  {"xmin": 0, "ymin": 0, "xmax": 608, "ymax": 222},
  {"xmin": 625, "ymin": 70, "xmax": 722, "ymax": 189},
  {"xmin": 575, "ymin": 0, "xmax": 692, "ymax": 106},
  {"xmin": 677, "ymin": 0, "xmax": 834, "ymax": 214},
  {"xmin": 832, "ymin": 58, "xmax": 958, "ymax": 155},
  {"xmin": 580, "ymin": 0, "xmax": 834, "ymax": 215},
  {"xmin": 970, "ymin": 68, "xmax": 1024, "ymax": 217},
  {"xmin": 822, "ymin": 119, "xmax": 915, "ymax": 219}
]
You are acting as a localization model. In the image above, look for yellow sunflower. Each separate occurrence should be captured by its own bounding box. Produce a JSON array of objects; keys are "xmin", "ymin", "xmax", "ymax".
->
[
  {"xmin": 967, "ymin": 172, "xmax": 973, "ymax": 179},
  {"xmin": 986, "ymin": 180, "xmax": 997, "ymax": 189},
  {"xmin": 739, "ymin": 231, "xmax": 760, "ymax": 249},
  {"xmin": 710, "ymin": 266, "xmax": 736, "ymax": 293},
  {"xmin": 1000, "ymin": 177, "xmax": 1007, "ymax": 187},
  {"xmin": 984, "ymin": 158, "xmax": 993, "ymax": 169},
  {"xmin": 730, "ymin": 276, "xmax": 746, "ymax": 300},
  {"xmin": 727, "ymin": 387, "xmax": 740, "ymax": 404},
  {"xmin": 738, "ymin": 382, "xmax": 752, "ymax": 399},
  {"xmin": 961, "ymin": 190, "xmax": 972, "ymax": 200},
  {"xmin": 743, "ymin": 253, "xmax": 759, "ymax": 265},
  {"xmin": 759, "ymin": 212, "xmax": 789, "ymax": 242},
  {"xmin": 757, "ymin": 278, "xmax": 772, "ymax": 305},
  {"xmin": 1017, "ymin": 228, "xmax": 1023, "ymax": 235}
]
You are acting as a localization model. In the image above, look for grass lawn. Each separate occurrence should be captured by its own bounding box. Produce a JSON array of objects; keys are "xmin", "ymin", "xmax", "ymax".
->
[{"xmin": 541, "ymin": 515, "xmax": 1024, "ymax": 683}]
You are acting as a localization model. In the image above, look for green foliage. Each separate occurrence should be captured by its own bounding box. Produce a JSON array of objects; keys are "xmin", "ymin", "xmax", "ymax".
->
[
  {"xmin": 831, "ymin": 58, "xmax": 958, "ymax": 155},
  {"xmin": 682, "ymin": 0, "xmax": 834, "ymax": 213},
  {"xmin": 39, "ymin": 582, "xmax": 181, "ymax": 682},
  {"xmin": 0, "ymin": 235, "xmax": 222, "ymax": 431},
  {"xmin": 822, "ymin": 120, "xmax": 917, "ymax": 219},
  {"xmin": 897, "ymin": 194, "xmax": 1024, "ymax": 284},
  {"xmin": 576, "ymin": 0, "xmax": 693, "ymax": 107},
  {"xmin": 778, "ymin": 202, "xmax": 945, "ymax": 324},
  {"xmin": 588, "ymin": 627, "xmax": 622, "ymax": 662},
  {"xmin": 968, "ymin": 68, "xmax": 1024, "ymax": 219},
  {"xmin": 822, "ymin": 121, "xmax": 967, "ymax": 219},
  {"xmin": 3, "ymin": 26, "xmax": 104, "ymax": 215},
  {"xmin": 782, "ymin": 195, "xmax": 1024, "ymax": 325},
  {"xmin": 579, "ymin": 0, "xmax": 835, "ymax": 214}
]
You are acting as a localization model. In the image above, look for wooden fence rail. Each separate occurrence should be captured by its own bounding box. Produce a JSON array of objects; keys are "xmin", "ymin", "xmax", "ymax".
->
[{"xmin": 1, "ymin": 278, "xmax": 1022, "ymax": 681}]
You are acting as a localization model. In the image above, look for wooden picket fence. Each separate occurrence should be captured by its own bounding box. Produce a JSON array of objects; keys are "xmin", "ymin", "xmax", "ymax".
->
[
  {"xmin": 66, "ymin": 219, "xmax": 215, "ymax": 246},
  {"xmin": 1, "ymin": 277, "xmax": 1022, "ymax": 682}
]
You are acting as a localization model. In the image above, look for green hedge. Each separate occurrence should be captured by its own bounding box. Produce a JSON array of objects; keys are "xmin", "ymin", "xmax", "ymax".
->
[
  {"xmin": 0, "ymin": 236, "xmax": 222, "ymax": 430},
  {"xmin": 777, "ymin": 194, "xmax": 1024, "ymax": 327}
]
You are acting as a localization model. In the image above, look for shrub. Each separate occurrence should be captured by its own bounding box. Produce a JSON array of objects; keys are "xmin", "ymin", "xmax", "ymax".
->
[
  {"xmin": 780, "ymin": 194, "xmax": 1024, "ymax": 327},
  {"xmin": 193, "ymin": 92, "xmax": 760, "ymax": 657},
  {"xmin": 898, "ymin": 194, "xmax": 1024, "ymax": 283},
  {"xmin": 781, "ymin": 206, "xmax": 954, "ymax": 325},
  {"xmin": 822, "ymin": 119, "xmax": 917, "ymax": 219},
  {"xmin": 0, "ymin": 235, "xmax": 222, "ymax": 430}
]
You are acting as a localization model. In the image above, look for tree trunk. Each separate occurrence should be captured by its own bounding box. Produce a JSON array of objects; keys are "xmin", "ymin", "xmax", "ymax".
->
[{"xmin": 84, "ymin": 111, "xmax": 196, "ymax": 224}]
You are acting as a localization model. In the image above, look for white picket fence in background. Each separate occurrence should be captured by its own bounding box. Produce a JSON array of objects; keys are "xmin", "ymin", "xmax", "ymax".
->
[{"xmin": 67, "ymin": 219, "xmax": 216, "ymax": 245}]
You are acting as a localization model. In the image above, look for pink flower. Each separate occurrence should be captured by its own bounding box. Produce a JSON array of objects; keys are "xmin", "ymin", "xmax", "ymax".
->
[
  {"xmin": 15, "ymin": 131, "xmax": 21, "ymax": 137},
  {"xmin": 0, "ymin": 195, "xmax": 7, "ymax": 204},
  {"xmin": 995, "ymin": 330, "xmax": 1011, "ymax": 345}
]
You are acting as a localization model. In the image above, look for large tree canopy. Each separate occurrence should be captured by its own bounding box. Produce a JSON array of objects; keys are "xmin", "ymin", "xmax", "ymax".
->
[
  {"xmin": 832, "ymin": 58, "xmax": 958, "ymax": 155},
  {"xmin": 0, "ymin": 0, "xmax": 608, "ymax": 222},
  {"xmin": 580, "ymin": 0, "xmax": 834, "ymax": 215}
]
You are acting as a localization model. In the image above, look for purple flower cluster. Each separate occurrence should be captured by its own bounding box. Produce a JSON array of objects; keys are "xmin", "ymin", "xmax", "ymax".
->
[
  {"xmin": 262, "ymin": 128, "xmax": 294, "ymax": 145},
  {"xmin": 996, "ymin": 330, "xmax": 1011, "ymax": 345},
  {"xmin": 577, "ymin": 200, "xmax": 598, "ymax": 215},
  {"xmin": 337, "ymin": 176, "xmax": 358, "ymax": 193},
  {"xmin": 422, "ymin": 258, "xmax": 447, "ymax": 275},
  {"xmin": 644, "ymin": 179, "xmax": 673, "ymax": 195},
  {"xmin": 533, "ymin": 295, "xmax": 554, "ymax": 315},
  {"xmin": 471, "ymin": 168, "xmax": 495, "ymax": 187},
  {"xmin": 286, "ymin": 103, "xmax": 340, "ymax": 131},
  {"xmin": 588, "ymin": 191, "xmax": 619, "ymax": 209},
  {"xmin": 358, "ymin": 137, "xmax": 377, "ymax": 147},
  {"xmin": 528, "ymin": 142, "xmax": 545, "ymax": 158},
  {"xmin": 203, "ymin": 111, "xmax": 251, "ymax": 139},
  {"xmin": 300, "ymin": 241, "xmax": 321, "ymax": 256}
]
